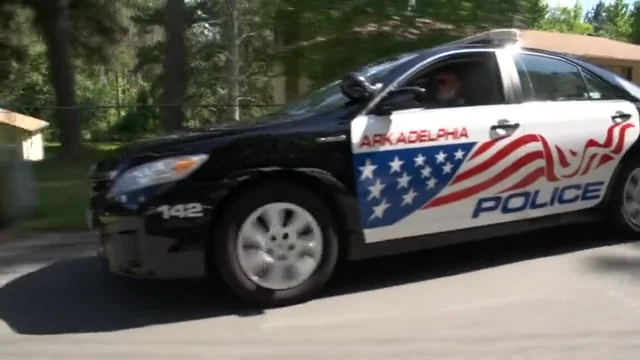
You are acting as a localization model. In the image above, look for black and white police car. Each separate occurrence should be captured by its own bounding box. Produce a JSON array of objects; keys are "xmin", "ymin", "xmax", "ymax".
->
[{"xmin": 89, "ymin": 29, "xmax": 640, "ymax": 307}]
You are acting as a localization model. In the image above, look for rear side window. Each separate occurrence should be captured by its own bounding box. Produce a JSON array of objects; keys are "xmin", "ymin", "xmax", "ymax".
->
[
  {"xmin": 581, "ymin": 71, "xmax": 620, "ymax": 100},
  {"xmin": 513, "ymin": 53, "xmax": 589, "ymax": 102}
]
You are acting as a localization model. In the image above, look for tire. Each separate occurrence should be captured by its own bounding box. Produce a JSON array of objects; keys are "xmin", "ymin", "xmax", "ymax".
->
[
  {"xmin": 212, "ymin": 180, "xmax": 340, "ymax": 308},
  {"xmin": 607, "ymin": 155, "xmax": 640, "ymax": 236}
]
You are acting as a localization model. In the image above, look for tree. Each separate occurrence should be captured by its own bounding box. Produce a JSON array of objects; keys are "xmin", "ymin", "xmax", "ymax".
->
[
  {"xmin": 603, "ymin": 0, "xmax": 631, "ymax": 40},
  {"xmin": 540, "ymin": 2, "xmax": 594, "ymax": 34},
  {"xmin": 585, "ymin": 0, "xmax": 607, "ymax": 34},
  {"xmin": 521, "ymin": 0, "xmax": 549, "ymax": 29},
  {"xmin": 629, "ymin": 1, "xmax": 640, "ymax": 44},
  {"xmin": 35, "ymin": 0, "xmax": 81, "ymax": 156},
  {"xmin": 160, "ymin": 0, "xmax": 187, "ymax": 131},
  {"xmin": 0, "ymin": 0, "xmax": 129, "ymax": 155},
  {"xmin": 224, "ymin": 0, "xmax": 241, "ymax": 121}
]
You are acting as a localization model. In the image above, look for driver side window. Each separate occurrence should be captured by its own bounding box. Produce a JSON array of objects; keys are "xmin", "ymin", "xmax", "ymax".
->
[{"xmin": 381, "ymin": 52, "xmax": 506, "ymax": 113}]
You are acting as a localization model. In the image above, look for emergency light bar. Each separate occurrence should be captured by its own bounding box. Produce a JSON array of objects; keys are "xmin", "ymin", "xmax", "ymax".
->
[{"xmin": 444, "ymin": 29, "xmax": 521, "ymax": 47}]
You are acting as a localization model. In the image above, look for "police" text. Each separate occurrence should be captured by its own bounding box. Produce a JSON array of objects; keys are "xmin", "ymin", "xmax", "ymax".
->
[{"xmin": 471, "ymin": 181, "xmax": 605, "ymax": 219}]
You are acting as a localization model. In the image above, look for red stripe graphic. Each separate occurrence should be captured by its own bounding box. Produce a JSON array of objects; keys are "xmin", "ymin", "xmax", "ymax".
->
[
  {"xmin": 468, "ymin": 137, "xmax": 503, "ymax": 160},
  {"xmin": 426, "ymin": 151, "xmax": 544, "ymax": 208},
  {"xmin": 555, "ymin": 145, "xmax": 570, "ymax": 168},
  {"xmin": 451, "ymin": 134, "xmax": 540, "ymax": 185},
  {"xmin": 498, "ymin": 167, "xmax": 545, "ymax": 194},
  {"xmin": 423, "ymin": 122, "xmax": 635, "ymax": 210}
]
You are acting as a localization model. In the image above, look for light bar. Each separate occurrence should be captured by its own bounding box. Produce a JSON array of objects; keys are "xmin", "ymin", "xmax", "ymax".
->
[{"xmin": 444, "ymin": 29, "xmax": 521, "ymax": 47}]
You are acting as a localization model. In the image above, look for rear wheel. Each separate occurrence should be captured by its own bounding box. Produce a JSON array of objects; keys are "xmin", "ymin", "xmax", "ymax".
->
[
  {"xmin": 607, "ymin": 157, "xmax": 640, "ymax": 235},
  {"xmin": 212, "ymin": 181, "xmax": 339, "ymax": 307}
]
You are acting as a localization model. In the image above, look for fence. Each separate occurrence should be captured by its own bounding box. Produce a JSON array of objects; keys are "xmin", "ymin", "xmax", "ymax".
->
[{"xmin": 2, "ymin": 102, "xmax": 286, "ymax": 143}]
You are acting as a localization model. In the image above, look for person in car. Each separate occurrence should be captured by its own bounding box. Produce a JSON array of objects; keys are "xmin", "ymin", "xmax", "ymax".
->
[{"xmin": 434, "ymin": 70, "xmax": 466, "ymax": 107}]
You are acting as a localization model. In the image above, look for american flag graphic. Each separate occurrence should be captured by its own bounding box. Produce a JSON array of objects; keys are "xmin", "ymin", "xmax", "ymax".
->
[{"xmin": 354, "ymin": 122, "xmax": 635, "ymax": 229}]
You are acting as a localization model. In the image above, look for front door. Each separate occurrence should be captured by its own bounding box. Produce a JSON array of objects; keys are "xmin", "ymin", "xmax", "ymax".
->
[{"xmin": 350, "ymin": 103, "xmax": 527, "ymax": 244}]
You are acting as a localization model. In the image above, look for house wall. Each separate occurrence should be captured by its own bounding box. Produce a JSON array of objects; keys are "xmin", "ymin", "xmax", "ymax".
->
[
  {"xmin": 586, "ymin": 57, "xmax": 640, "ymax": 85},
  {"xmin": 21, "ymin": 132, "xmax": 44, "ymax": 161}
]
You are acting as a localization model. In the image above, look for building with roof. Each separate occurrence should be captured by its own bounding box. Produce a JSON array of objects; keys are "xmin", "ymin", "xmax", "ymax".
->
[
  {"xmin": 0, "ymin": 109, "xmax": 49, "ymax": 161},
  {"xmin": 519, "ymin": 29, "xmax": 640, "ymax": 83}
]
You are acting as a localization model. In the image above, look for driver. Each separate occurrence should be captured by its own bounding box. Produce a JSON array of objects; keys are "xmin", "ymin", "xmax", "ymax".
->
[{"xmin": 434, "ymin": 71, "xmax": 465, "ymax": 106}]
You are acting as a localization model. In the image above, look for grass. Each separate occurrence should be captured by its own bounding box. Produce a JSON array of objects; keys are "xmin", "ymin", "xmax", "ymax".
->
[{"xmin": 7, "ymin": 142, "xmax": 120, "ymax": 234}]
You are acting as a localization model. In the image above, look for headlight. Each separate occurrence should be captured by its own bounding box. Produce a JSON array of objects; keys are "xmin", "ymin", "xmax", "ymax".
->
[{"xmin": 107, "ymin": 154, "xmax": 209, "ymax": 197}]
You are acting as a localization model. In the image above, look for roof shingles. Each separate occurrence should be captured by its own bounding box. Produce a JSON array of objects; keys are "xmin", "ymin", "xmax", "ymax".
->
[{"xmin": 0, "ymin": 109, "xmax": 49, "ymax": 132}]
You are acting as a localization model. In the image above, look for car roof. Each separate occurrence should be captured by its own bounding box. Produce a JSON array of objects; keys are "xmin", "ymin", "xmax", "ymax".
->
[{"xmin": 417, "ymin": 43, "xmax": 575, "ymax": 61}]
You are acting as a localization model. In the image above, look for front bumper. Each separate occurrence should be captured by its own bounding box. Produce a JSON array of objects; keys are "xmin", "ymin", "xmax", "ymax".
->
[
  {"xmin": 95, "ymin": 215, "xmax": 207, "ymax": 279},
  {"xmin": 88, "ymin": 164, "xmax": 235, "ymax": 280}
]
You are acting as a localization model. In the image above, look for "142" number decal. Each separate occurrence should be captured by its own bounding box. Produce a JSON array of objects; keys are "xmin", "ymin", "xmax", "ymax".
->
[{"xmin": 156, "ymin": 203, "xmax": 204, "ymax": 219}]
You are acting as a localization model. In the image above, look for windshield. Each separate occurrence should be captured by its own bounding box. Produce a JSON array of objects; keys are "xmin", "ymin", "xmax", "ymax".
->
[{"xmin": 272, "ymin": 52, "xmax": 419, "ymax": 116}]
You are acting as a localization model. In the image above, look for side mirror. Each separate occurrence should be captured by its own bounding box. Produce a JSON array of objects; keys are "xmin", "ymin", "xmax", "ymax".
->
[
  {"xmin": 340, "ymin": 72, "xmax": 380, "ymax": 101},
  {"xmin": 373, "ymin": 86, "xmax": 427, "ymax": 116}
]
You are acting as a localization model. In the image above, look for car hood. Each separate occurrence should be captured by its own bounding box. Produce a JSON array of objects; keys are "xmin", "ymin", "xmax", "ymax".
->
[{"xmin": 96, "ymin": 111, "xmax": 320, "ymax": 173}]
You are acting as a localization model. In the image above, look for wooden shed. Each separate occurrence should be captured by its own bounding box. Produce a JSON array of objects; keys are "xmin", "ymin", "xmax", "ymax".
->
[{"xmin": 0, "ymin": 108, "xmax": 49, "ymax": 161}]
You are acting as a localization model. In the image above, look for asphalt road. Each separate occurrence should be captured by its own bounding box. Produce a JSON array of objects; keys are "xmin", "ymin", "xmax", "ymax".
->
[{"xmin": 1, "ymin": 226, "xmax": 640, "ymax": 359}]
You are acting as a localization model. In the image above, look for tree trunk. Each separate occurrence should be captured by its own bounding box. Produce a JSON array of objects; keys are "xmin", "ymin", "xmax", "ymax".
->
[
  {"xmin": 161, "ymin": 0, "xmax": 187, "ymax": 132},
  {"xmin": 275, "ymin": 5, "xmax": 302, "ymax": 103},
  {"xmin": 225, "ymin": 0, "xmax": 241, "ymax": 121},
  {"xmin": 40, "ymin": 0, "xmax": 81, "ymax": 157}
]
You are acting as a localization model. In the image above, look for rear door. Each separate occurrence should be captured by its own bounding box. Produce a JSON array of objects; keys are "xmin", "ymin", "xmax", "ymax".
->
[{"xmin": 500, "ymin": 50, "xmax": 640, "ymax": 220}]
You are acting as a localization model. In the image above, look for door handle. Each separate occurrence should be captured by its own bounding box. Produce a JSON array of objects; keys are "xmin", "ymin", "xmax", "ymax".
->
[
  {"xmin": 490, "ymin": 119, "xmax": 520, "ymax": 138},
  {"xmin": 611, "ymin": 111, "xmax": 632, "ymax": 123}
]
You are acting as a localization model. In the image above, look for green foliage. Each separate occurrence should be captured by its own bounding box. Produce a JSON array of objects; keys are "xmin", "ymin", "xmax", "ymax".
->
[
  {"xmin": 629, "ymin": 1, "xmax": 640, "ymax": 44},
  {"xmin": 111, "ymin": 88, "xmax": 161, "ymax": 141},
  {"xmin": 3, "ymin": 0, "xmax": 640, "ymax": 230},
  {"xmin": 521, "ymin": 0, "xmax": 549, "ymax": 29},
  {"xmin": 16, "ymin": 143, "xmax": 119, "ymax": 232},
  {"xmin": 584, "ymin": 0, "xmax": 633, "ymax": 40},
  {"xmin": 1, "ymin": 0, "xmax": 640, "ymax": 148},
  {"xmin": 539, "ymin": 2, "xmax": 594, "ymax": 34}
]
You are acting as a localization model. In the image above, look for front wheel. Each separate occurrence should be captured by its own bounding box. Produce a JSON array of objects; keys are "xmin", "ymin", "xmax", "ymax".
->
[{"xmin": 212, "ymin": 181, "xmax": 340, "ymax": 307}]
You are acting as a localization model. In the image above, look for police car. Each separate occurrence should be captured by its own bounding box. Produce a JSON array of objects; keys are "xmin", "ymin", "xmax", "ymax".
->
[{"xmin": 89, "ymin": 29, "xmax": 640, "ymax": 307}]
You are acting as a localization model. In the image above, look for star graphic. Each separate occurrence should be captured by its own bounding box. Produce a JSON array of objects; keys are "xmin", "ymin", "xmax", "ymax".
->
[
  {"xmin": 426, "ymin": 177, "xmax": 438, "ymax": 189},
  {"xmin": 370, "ymin": 198, "xmax": 391, "ymax": 220},
  {"xmin": 442, "ymin": 162, "xmax": 453, "ymax": 174},
  {"xmin": 421, "ymin": 165, "xmax": 432, "ymax": 178},
  {"xmin": 367, "ymin": 179, "xmax": 386, "ymax": 200},
  {"xmin": 414, "ymin": 153, "xmax": 426, "ymax": 167},
  {"xmin": 402, "ymin": 188, "xmax": 418, "ymax": 206},
  {"xmin": 453, "ymin": 148, "xmax": 465, "ymax": 160},
  {"xmin": 388, "ymin": 156, "xmax": 404, "ymax": 173},
  {"xmin": 359, "ymin": 158, "xmax": 377, "ymax": 180},
  {"xmin": 435, "ymin": 150, "xmax": 447, "ymax": 163},
  {"xmin": 397, "ymin": 172, "xmax": 411, "ymax": 189}
]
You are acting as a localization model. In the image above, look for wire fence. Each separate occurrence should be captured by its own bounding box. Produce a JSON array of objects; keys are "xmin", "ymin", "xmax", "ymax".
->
[
  {"xmin": 1, "ymin": 103, "xmax": 286, "ymax": 111},
  {"xmin": 0, "ymin": 103, "xmax": 289, "ymax": 143}
]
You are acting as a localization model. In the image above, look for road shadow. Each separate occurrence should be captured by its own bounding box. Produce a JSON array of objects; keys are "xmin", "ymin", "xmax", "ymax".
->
[
  {"xmin": 0, "ymin": 224, "xmax": 633, "ymax": 335},
  {"xmin": 583, "ymin": 239, "xmax": 640, "ymax": 277}
]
